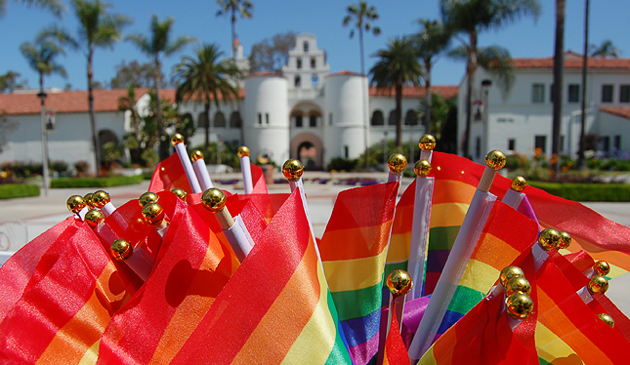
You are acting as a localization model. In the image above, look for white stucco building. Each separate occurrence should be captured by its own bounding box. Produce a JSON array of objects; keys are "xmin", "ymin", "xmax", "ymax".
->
[
  {"xmin": 0, "ymin": 33, "xmax": 454, "ymax": 173},
  {"xmin": 460, "ymin": 51, "xmax": 630, "ymax": 163}
]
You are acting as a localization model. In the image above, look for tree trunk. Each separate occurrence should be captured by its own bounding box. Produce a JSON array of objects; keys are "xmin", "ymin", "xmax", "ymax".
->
[
  {"xmin": 578, "ymin": 0, "xmax": 589, "ymax": 170},
  {"xmin": 463, "ymin": 31, "xmax": 478, "ymax": 159},
  {"xmin": 424, "ymin": 59, "xmax": 432, "ymax": 132},
  {"xmin": 87, "ymin": 49, "xmax": 101, "ymax": 176},
  {"xmin": 395, "ymin": 82, "xmax": 403, "ymax": 147},
  {"xmin": 204, "ymin": 100, "xmax": 211, "ymax": 149},
  {"xmin": 552, "ymin": 0, "xmax": 566, "ymax": 175},
  {"xmin": 231, "ymin": 7, "xmax": 236, "ymax": 58},
  {"xmin": 155, "ymin": 55, "xmax": 168, "ymax": 161}
]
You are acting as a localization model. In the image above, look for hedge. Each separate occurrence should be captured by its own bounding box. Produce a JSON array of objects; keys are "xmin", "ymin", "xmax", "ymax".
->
[
  {"xmin": 0, "ymin": 184, "xmax": 40, "ymax": 199},
  {"xmin": 529, "ymin": 182, "xmax": 630, "ymax": 202},
  {"xmin": 51, "ymin": 175, "xmax": 144, "ymax": 188}
]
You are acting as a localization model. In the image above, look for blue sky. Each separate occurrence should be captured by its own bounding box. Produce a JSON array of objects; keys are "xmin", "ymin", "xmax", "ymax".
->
[{"xmin": 1, "ymin": 0, "xmax": 629, "ymax": 91}]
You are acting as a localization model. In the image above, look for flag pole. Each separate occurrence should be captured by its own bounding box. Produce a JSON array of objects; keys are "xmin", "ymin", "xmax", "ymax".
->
[
  {"xmin": 92, "ymin": 190, "xmax": 116, "ymax": 216},
  {"xmin": 409, "ymin": 150, "xmax": 505, "ymax": 360},
  {"xmin": 238, "ymin": 146, "xmax": 254, "ymax": 194},
  {"xmin": 407, "ymin": 158, "xmax": 433, "ymax": 301},
  {"xmin": 110, "ymin": 238, "xmax": 153, "ymax": 281},
  {"xmin": 502, "ymin": 176, "xmax": 527, "ymax": 209},
  {"xmin": 378, "ymin": 269, "xmax": 413, "ymax": 365},
  {"xmin": 191, "ymin": 150, "xmax": 214, "ymax": 190},
  {"xmin": 171, "ymin": 188, "xmax": 187, "ymax": 201},
  {"xmin": 387, "ymin": 153, "xmax": 407, "ymax": 185},
  {"xmin": 170, "ymin": 134, "xmax": 202, "ymax": 193},
  {"xmin": 201, "ymin": 188, "xmax": 255, "ymax": 262}
]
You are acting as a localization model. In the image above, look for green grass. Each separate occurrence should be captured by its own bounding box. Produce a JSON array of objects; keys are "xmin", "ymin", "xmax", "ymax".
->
[
  {"xmin": 529, "ymin": 181, "xmax": 630, "ymax": 202},
  {"xmin": 0, "ymin": 184, "xmax": 40, "ymax": 199},
  {"xmin": 51, "ymin": 175, "xmax": 143, "ymax": 188}
]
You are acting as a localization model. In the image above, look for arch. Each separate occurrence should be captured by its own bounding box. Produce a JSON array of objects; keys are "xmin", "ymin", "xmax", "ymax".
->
[
  {"xmin": 229, "ymin": 111, "xmax": 241, "ymax": 128},
  {"xmin": 388, "ymin": 110, "xmax": 398, "ymax": 126},
  {"xmin": 405, "ymin": 110, "xmax": 418, "ymax": 126},
  {"xmin": 303, "ymin": 41, "xmax": 309, "ymax": 52},
  {"xmin": 98, "ymin": 129, "xmax": 119, "ymax": 164},
  {"xmin": 214, "ymin": 111, "xmax": 226, "ymax": 128},
  {"xmin": 371, "ymin": 110, "xmax": 384, "ymax": 126},
  {"xmin": 178, "ymin": 113, "xmax": 196, "ymax": 140},
  {"xmin": 309, "ymin": 114, "xmax": 317, "ymax": 127},
  {"xmin": 290, "ymin": 132, "xmax": 323, "ymax": 170},
  {"xmin": 198, "ymin": 112, "xmax": 209, "ymax": 128},
  {"xmin": 290, "ymin": 101, "xmax": 323, "ymax": 130}
]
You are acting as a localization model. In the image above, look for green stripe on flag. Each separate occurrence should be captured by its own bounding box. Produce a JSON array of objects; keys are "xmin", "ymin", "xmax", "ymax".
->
[
  {"xmin": 428, "ymin": 226, "xmax": 461, "ymax": 251},
  {"xmin": 331, "ymin": 282, "xmax": 383, "ymax": 321},
  {"xmin": 325, "ymin": 290, "xmax": 354, "ymax": 364},
  {"xmin": 446, "ymin": 285, "xmax": 485, "ymax": 314}
]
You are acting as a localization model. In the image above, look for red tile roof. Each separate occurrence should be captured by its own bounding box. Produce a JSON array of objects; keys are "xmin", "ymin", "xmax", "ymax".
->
[
  {"xmin": 514, "ymin": 52, "xmax": 630, "ymax": 70},
  {"xmin": 246, "ymin": 72, "xmax": 284, "ymax": 78},
  {"xmin": 0, "ymin": 88, "xmax": 177, "ymax": 116},
  {"xmin": 600, "ymin": 106, "xmax": 630, "ymax": 119},
  {"xmin": 328, "ymin": 70, "xmax": 364, "ymax": 77},
  {"xmin": 369, "ymin": 85, "xmax": 458, "ymax": 99}
]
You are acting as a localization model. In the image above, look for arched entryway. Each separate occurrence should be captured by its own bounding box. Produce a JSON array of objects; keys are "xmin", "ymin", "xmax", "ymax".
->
[{"xmin": 290, "ymin": 132, "xmax": 323, "ymax": 170}]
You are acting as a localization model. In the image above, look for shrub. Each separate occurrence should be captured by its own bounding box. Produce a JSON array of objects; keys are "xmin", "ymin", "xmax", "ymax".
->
[
  {"xmin": 74, "ymin": 161, "xmax": 89, "ymax": 176},
  {"xmin": 529, "ymin": 182, "xmax": 630, "ymax": 202},
  {"xmin": 51, "ymin": 175, "xmax": 143, "ymax": 188},
  {"xmin": 0, "ymin": 184, "xmax": 40, "ymax": 199},
  {"xmin": 1, "ymin": 161, "xmax": 43, "ymax": 178},
  {"xmin": 49, "ymin": 161, "xmax": 69, "ymax": 174},
  {"xmin": 327, "ymin": 157, "xmax": 358, "ymax": 172}
]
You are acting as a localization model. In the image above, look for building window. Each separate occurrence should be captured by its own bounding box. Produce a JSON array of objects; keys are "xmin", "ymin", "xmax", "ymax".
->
[
  {"xmin": 388, "ymin": 110, "xmax": 397, "ymax": 126},
  {"xmin": 329, "ymin": 112, "xmax": 333, "ymax": 125},
  {"xmin": 475, "ymin": 136, "xmax": 481, "ymax": 159},
  {"xmin": 257, "ymin": 113, "xmax": 262, "ymax": 125},
  {"xmin": 601, "ymin": 136, "xmax": 610, "ymax": 152},
  {"xmin": 296, "ymin": 115, "xmax": 303, "ymax": 127},
  {"xmin": 297, "ymin": 58, "xmax": 302, "ymax": 69},
  {"xmin": 229, "ymin": 111, "xmax": 241, "ymax": 128},
  {"xmin": 568, "ymin": 84, "xmax": 580, "ymax": 103},
  {"xmin": 214, "ymin": 111, "xmax": 226, "ymax": 128},
  {"xmin": 344, "ymin": 146, "xmax": 349, "ymax": 158},
  {"xmin": 198, "ymin": 112, "xmax": 209, "ymax": 128},
  {"xmin": 535, "ymin": 135, "xmax": 547, "ymax": 153},
  {"xmin": 532, "ymin": 83, "xmax": 545, "ymax": 103},
  {"xmin": 312, "ymin": 75, "xmax": 319, "ymax": 86},
  {"xmin": 620, "ymin": 85, "xmax": 630, "ymax": 103},
  {"xmin": 497, "ymin": 118, "xmax": 514, "ymax": 123},
  {"xmin": 371, "ymin": 110, "xmax": 384, "ymax": 126},
  {"xmin": 560, "ymin": 135, "xmax": 565, "ymax": 151},
  {"xmin": 404, "ymin": 110, "xmax": 418, "ymax": 126},
  {"xmin": 508, "ymin": 138, "xmax": 516, "ymax": 151},
  {"xmin": 303, "ymin": 41, "xmax": 309, "ymax": 52},
  {"xmin": 602, "ymin": 84, "xmax": 614, "ymax": 103},
  {"xmin": 309, "ymin": 114, "xmax": 317, "ymax": 127},
  {"xmin": 311, "ymin": 57, "xmax": 316, "ymax": 68},
  {"xmin": 615, "ymin": 135, "xmax": 621, "ymax": 150},
  {"xmin": 295, "ymin": 76, "xmax": 301, "ymax": 87},
  {"xmin": 265, "ymin": 113, "xmax": 269, "ymax": 124}
]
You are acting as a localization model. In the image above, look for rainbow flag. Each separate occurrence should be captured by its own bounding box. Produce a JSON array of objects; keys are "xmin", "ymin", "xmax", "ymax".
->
[
  {"xmin": 534, "ymin": 256, "xmax": 629, "ymax": 364},
  {"xmin": 382, "ymin": 302, "xmax": 411, "ymax": 365},
  {"xmin": 149, "ymin": 153, "xmax": 193, "ymax": 193},
  {"xmin": 169, "ymin": 190, "xmax": 352, "ymax": 364},
  {"xmin": 250, "ymin": 164, "xmax": 268, "ymax": 194},
  {"xmin": 97, "ymin": 197, "xmax": 240, "ymax": 364},
  {"xmin": 0, "ymin": 222, "xmax": 138, "ymax": 364},
  {"xmin": 436, "ymin": 200, "xmax": 539, "ymax": 335},
  {"xmin": 384, "ymin": 179, "xmax": 417, "ymax": 281},
  {"xmin": 418, "ymin": 279, "xmax": 536, "ymax": 365},
  {"xmin": 318, "ymin": 182, "xmax": 399, "ymax": 365}
]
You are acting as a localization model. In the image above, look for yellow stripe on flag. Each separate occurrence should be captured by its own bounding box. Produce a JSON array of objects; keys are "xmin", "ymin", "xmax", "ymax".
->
[
  {"xmin": 459, "ymin": 259, "xmax": 499, "ymax": 293},
  {"xmin": 323, "ymin": 248, "xmax": 389, "ymax": 292},
  {"xmin": 430, "ymin": 203, "xmax": 469, "ymax": 228},
  {"xmin": 535, "ymin": 322, "xmax": 583, "ymax": 364}
]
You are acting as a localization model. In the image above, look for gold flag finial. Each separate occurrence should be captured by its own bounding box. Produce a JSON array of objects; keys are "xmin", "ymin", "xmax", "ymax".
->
[
  {"xmin": 593, "ymin": 261, "xmax": 611, "ymax": 277},
  {"xmin": 538, "ymin": 228, "xmax": 561, "ymax": 251},
  {"xmin": 111, "ymin": 238, "xmax": 132, "ymax": 261},
  {"xmin": 386, "ymin": 269, "xmax": 413, "ymax": 296},
  {"xmin": 414, "ymin": 160, "xmax": 431, "ymax": 177},
  {"xmin": 191, "ymin": 150, "xmax": 204, "ymax": 162},
  {"xmin": 142, "ymin": 202, "xmax": 165, "ymax": 225},
  {"xmin": 558, "ymin": 231, "xmax": 571, "ymax": 250},
  {"xmin": 587, "ymin": 275, "xmax": 609, "ymax": 296},
  {"xmin": 510, "ymin": 176, "xmax": 527, "ymax": 192},
  {"xmin": 418, "ymin": 134, "xmax": 436, "ymax": 151},
  {"xmin": 139, "ymin": 192, "xmax": 159, "ymax": 207},
  {"xmin": 201, "ymin": 188, "xmax": 227, "ymax": 212},
  {"xmin": 505, "ymin": 277, "xmax": 531, "ymax": 296},
  {"xmin": 506, "ymin": 293, "xmax": 534, "ymax": 320},
  {"xmin": 66, "ymin": 195, "xmax": 86, "ymax": 214},
  {"xmin": 91, "ymin": 190, "xmax": 110, "ymax": 208},
  {"xmin": 485, "ymin": 150, "xmax": 506, "ymax": 171},
  {"xmin": 282, "ymin": 159, "xmax": 304, "ymax": 181},
  {"xmin": 171, "ymin": 188, "xmax": 187, "ymax": 200},
  {"xmin": 170, "ymin": 133, "xmax": 184, "ymax": 146},
  {"xmin": 388, "ymin": 153, "xmax": 407, "ymax": 174},
  {"xmin": 85, "ymin": 208, "xmax": 105, "ymax": 228},
  {"xmin": 499, "ymin": 266, "xmax": 524, "ymax": 287},
  {"xmin": 237, "ymin": 146, "xmax": 250, "ymax": 158},
  {"xmin": 597, "ymin": 313, "xmax": 615, "ymax": 328}
]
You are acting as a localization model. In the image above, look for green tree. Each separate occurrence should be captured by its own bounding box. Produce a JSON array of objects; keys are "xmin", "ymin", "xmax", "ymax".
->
[
  {"xmin": 216, "ymin": 0, "xmax": 253, "ymax": 58},
  {"xmin": 126, "ymin": 15, "xmax": 195, "ymax": 161},
  {"xmin": 0, "ymin": 0, "xmax": 64, "ymax": 18},
  {"xmin": 110, "ymin": 60, "xmax": 161, "ymax": 89},
  {"xmin": 20, "ymin": 37, "xmax": 67, "ymax": 95},
  {"xmin": 249, "ymin": 31, "xmax": 296, "ymax": 73},
  {"xmin": 38, "ymin": 0, "xmax": 131, "ymax": 175},
  {"xmin": 440, "ymin": 0, "xmax": 541, "ymax": 158},
  {"xmin": 0, "ymin": 71, "xmax": 27, "ymax": 93},
  {"xmin": 589, "ymin": 40, "xmax": 621, "ymax": 58},
  {"xmin": 172, "ymin": 44, "xmax": 242, "ymax": 149},
  {"xmin": 342, "ymin": 1, "xmax": 380, "ymax": 77},
  {"xmin": 414, "ymin": 19, "xmax": 451, "ymax": 130},
  {"xmin": 369, "ymin": 36, "xmax": 423, "ymax": 147}
]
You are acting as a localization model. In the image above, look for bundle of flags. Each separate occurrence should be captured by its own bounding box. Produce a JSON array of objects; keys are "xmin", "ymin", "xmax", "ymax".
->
[{"xmin": 1, "ymin": 137, "xmax": 630, "ymax": 365}]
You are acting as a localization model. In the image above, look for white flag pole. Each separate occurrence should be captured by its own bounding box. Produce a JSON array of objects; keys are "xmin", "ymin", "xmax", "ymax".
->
[
  {"xmin": 191, "ymin": 150, "xmax": 214, "ymax": 190},
  {"xmin": 170, "ymin": 133, "xmax": 202, "ymax": 193},
  {"xmin": 409, "ymin": 150, "xmax": 506, "ymax": 360},
  {"xmin": 238, "ymin": 146, "xmax": 254, "ymax": 194}
]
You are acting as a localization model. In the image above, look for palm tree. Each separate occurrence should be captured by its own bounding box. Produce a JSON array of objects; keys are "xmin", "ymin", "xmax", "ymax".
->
[
  {"xmin": 172, "ymin": 44, "xmax": 242, "ymax": 149},
  {"xmin": 20, "ymin": 38, "xmax": 67, "ymax": 97},
  {"xmin": 126, "ymin": 15, "xmax": 195, "ymax": 161},
  {"xmin": 342, "ymin": 1, "xmax": 381, "ymax": 77},
  {"xmin": 38, "ymin": 0, "xmax": 131, "ymax": 175},
  {"xmin": 590, "ymin": 40, "xmax": 621, "ymax": 58},
  {"xmin": 216, "ymin": 0, "xmax": 253, "ymax": 58},
  {"xmin": 414, "ymin": 19, "xmax": 451, "ymax": 131},
  {"xmin": 440, "ymin": 0, "xmax": 541, "ymax": 159},
  {"xmin": 369, "ymin": 37, "xmax": 423, "ymax": 148},
  {"xmin": 0, "ymin": 0, "xmax": 64, "ymax": 18}
]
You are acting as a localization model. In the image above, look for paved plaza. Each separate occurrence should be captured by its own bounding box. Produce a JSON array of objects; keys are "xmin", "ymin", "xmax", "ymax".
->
[{"xmin": 1, "ymin": 171, "xmax": 630, "ymax": 315}]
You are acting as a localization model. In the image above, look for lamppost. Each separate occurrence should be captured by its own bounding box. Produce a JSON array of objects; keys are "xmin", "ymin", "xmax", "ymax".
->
[
  {"xmin": 37, "ymin": 90, "xmax": 50, "ymax": 197},
  {"xmin": 481, "ymin": 79, "xmax": 493, "ymax": 155}
]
